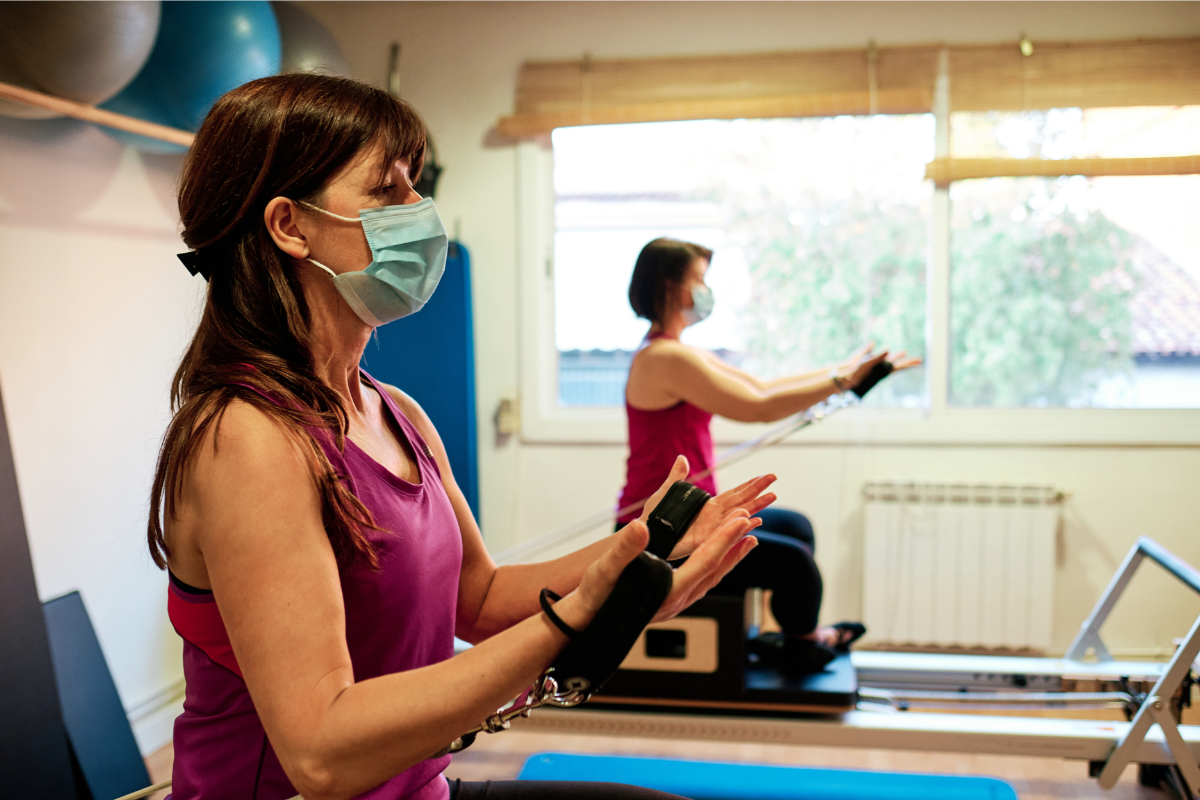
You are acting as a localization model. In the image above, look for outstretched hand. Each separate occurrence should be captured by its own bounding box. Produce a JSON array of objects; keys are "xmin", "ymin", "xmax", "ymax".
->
[
  {"xmin": 567, "ymin": 454, "xmax": 769, "ymax": 629},
  {"xmin": 574, "ymin": 507, "xmax": 760, "ymax": 628},
  {"xmin": 841, "ymin": 342, "xmax": 923, "ymax": 388},
  {"xmin": 633, "ymin": 455, "xmax": 775, "ymax": 561},
  {"xmin": 886, "ymin": 350, "xmax": 923, "ymax": 371}
]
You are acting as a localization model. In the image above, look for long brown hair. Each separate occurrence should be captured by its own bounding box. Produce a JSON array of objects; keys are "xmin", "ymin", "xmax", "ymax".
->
[{"xmin": 148, "ymin": 74, "xmax": 428, "ymax": 570}]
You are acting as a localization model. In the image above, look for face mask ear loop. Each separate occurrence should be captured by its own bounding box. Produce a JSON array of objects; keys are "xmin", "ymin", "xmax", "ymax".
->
[
  {"xmin": 306, "ymin": 258, "xmax": 338, "ymax": 278},
  {"xmin": 299, "ymin": 201, "xmax": 362, "ymax": 224}
]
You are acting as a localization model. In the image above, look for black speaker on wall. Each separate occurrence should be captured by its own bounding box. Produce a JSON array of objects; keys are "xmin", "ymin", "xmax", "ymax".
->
[{"xmin": 0, "ymin": 380, "xmax": 78, "ymax": 798}]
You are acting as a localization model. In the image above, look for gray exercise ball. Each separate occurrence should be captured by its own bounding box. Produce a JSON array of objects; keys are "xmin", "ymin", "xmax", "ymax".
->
[
  {"xmin": 273, "ymin": 1, "xmax": 349, "ymax": 76},
  {"xmin": 0, "ymin": 1, "xmax": 161, "ymax": 119}
]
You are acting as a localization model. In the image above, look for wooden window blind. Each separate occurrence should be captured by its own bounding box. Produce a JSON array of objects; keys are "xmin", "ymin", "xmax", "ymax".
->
[
  {"xmin": 925, "ymin": 155, "xmax": 1200, "ymax": 183},
  {"xmin": 496, "ymin": 45, "xmax": 941, "ymax": 137},
  {"xmin": 948, "ymin": 37, "xmax": 1200, "ymax": 112},
  {"xmin": 497, "ymin": 37, "xmax": 1200, "ymax": 138}
]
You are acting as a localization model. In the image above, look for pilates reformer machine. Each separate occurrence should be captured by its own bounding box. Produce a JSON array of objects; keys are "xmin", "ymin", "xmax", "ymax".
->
[
  {"xmin": 533, "ymin": 534, "xmax": 1199, "ymax": 799},
  {"xmin": 479, "ymin": 369, "xmax": 1200, "ymax": 799}
]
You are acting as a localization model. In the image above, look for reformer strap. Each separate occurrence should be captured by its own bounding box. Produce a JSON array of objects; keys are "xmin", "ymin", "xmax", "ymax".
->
[{"xmin": 644, "ymin": 481, "xmax": 712, "ymax": 560}]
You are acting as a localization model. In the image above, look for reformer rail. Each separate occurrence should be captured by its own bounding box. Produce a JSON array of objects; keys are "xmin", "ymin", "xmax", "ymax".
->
[{"xmin": 522, "ymin": 537, "xmax": 1200, "ymax": 798}]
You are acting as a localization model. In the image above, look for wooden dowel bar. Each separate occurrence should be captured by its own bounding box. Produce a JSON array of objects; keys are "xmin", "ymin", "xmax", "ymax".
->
[{"xmin": 0, "ymin": 81, "xmax": 194, "ymax": 147}]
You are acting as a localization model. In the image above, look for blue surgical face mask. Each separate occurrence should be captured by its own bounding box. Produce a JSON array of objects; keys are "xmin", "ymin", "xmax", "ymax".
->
[
  {"xmin": 302, "ymin": 197, "xmax": 449, "ymax": 327},
  {"xmin": 683, "ymin": 283, "xmax": 714, "ymax": 326}
]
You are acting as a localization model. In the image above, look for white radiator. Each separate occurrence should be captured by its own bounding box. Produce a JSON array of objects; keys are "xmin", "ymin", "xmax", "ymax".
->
[{"xmin": 861, "ymin": 482, "xmax": 1060, "ymax": 651}]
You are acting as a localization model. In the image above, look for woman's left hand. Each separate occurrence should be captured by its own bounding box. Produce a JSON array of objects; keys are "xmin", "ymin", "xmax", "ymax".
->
[
  {"xmin": 886, "ymin": 350, "xmax": 923, "ymax": 372},
  {"xmin": 636, "ymin": 455, "xmax": 777, "ymax": 561}
]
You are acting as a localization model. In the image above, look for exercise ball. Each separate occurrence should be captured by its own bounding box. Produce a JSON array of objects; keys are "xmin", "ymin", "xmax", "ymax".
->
[
  {"xmin": 0, "ymin": 1, "xmax": 161, "ymax": 119},
  {"xmin": 273, "ymin": 1, "xmax": 349, "ymax": 76},
  {"xmin": 99, "ymin": 1, "xmax": 281, "ymax": 154}
]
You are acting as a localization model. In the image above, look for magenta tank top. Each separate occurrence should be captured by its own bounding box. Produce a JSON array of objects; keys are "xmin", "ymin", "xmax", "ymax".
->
[
  {"xmin": 168, "ymin": 372, "xmax": 462, "ymax": 800},
  {"xmin": 617, "ymin": 336, "xmax": 718, "ymax": 524}
]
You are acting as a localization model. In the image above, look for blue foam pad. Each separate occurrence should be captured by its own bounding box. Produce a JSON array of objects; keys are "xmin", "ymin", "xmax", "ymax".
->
[
  {"xmin": 518, "ymin": 752, "xmax": 1018, "ymax": 800},
  {"xmin": 44, "ymin": 591, "xmax": 151, "ymax": 800}
]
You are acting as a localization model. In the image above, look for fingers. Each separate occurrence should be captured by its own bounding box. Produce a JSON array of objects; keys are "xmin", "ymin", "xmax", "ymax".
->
[
  {"xmin": 672, "ymin": 512, "xmax": 756, "ymax": 595},
  {"xmin": 714, "ymin": 473, "xmax": 777, "ymax": 511},
  {"xmin": 852, "ymin": 342, "xmax": 875, "ymax": 362},
  {"xmin": 606, "ymin": 520, "xmax": 649, "ymax": 572},
  {"xmin": 592, "ymin": 521, "xmax": 648, "ymax": 588},
  {"xmin": 576, "ymin": 520, "xmax": 650, "ymax": 617},
  {"xmin": 741, "ymin": 492, "xmax": 777, "ymax": 518},
  {"xmin": 668, "ymin": 454, "xmax": 689, "ymax": 482},
  {"xmin": 639, "ymin": 455, "xmax": 691, "ymax": 522},
  {"xmin": 657, "ymin": 515, "xmax": 760, "ymax": 620},
  {"xmin": 682, "ymin": 534, "xmax": 758, "ymax": 608}
]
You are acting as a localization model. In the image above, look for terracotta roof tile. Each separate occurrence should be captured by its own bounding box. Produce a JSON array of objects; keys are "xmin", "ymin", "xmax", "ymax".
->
[{"xmin": 1129, "ymin": 240, "xmax": 1200, "ymax": 357}]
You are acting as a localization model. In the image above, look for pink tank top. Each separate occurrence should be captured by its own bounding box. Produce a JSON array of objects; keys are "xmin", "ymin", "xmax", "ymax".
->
[
  {"xmin": 167, "ymin": 372, "xmax": 462, "ymax": 800},
  {"xmin": 617, "ymin": 336, "xmax": 718, "ymax": 524}
]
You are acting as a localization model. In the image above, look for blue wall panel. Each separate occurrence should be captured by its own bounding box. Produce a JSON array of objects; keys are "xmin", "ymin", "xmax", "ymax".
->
[{"xmin": 363, "ymin": 242, "xmax": 479, "ymax": 518}]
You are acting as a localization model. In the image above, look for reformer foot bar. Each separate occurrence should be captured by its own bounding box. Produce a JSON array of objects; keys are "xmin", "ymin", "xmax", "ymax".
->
[{"xmin": 519, "ymin": 536, "xmax": 1200, "ymax": 797}]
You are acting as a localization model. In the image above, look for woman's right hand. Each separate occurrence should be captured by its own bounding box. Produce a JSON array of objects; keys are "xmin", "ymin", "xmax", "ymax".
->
[
  {"xmin": 561, "ymin": 510, "xmax": 759, "ymax": 632},
  {"xmin": 839, "ymin": 342, "xmax": 922, "ymax": 388},
  {"xmin": 844, "ymin": 349, "xmax": 890, "ymax": 389}
]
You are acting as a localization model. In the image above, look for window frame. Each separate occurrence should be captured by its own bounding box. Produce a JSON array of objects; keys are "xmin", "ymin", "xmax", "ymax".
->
[{"xmin": 514, "ymin": 119, "xmax": 1200, "ymax": 448}]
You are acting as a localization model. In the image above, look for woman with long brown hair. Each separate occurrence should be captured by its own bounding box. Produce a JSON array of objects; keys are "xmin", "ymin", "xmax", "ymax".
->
[{"xmin": 151, "ymin": 74, "xmax": 776, "ymax": 800}]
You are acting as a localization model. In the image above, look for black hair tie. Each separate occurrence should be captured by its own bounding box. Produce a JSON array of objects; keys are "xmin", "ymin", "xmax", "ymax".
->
[
  {"xmin": 177, "ymin": 250, "xmax": 213, "ymax": 281},
  {"xmin": 539, "ymin": 588, "xmax": 577, "ymax": 640}
]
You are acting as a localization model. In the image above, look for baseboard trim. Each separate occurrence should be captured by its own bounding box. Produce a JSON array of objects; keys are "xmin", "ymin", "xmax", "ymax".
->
[{"xmin": 128, "ymin": 678, "xmax": 184, "ymax": 756}]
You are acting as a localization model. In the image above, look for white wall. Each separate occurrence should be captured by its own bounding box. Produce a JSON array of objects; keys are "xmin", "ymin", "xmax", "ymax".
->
[
  {"xmin": 306, "ymin": 0, "xmax": 1200, "ymax": 655},
  {"xmin": 0, "ymin": 116, "xmax": 199, "ymax": 751}
]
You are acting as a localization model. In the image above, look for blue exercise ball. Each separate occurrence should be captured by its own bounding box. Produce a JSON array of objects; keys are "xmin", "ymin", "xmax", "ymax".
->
[
  {"xmin": 99, "ymin": 1, "xmax": 281, "ymax": 154},
  {"xmin": 0, "ymin": 1, "xmax": 160, "ymax": 119},
  {"xmin": 273, "ymin": 1, "xmax": 349, "ymax": 76}
]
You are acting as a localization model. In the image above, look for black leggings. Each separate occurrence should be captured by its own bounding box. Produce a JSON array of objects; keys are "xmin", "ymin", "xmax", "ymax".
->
[
  {"xmin": 617, "ymin": 506, "xmax": 822, "ymax": 636},
  {"xmin": 708, "ymin": 507, "xmax": 822, "ymax": 636},
  {"xmin": 448, "ymin": 778, "xmax": 687, "ymax": 799}
]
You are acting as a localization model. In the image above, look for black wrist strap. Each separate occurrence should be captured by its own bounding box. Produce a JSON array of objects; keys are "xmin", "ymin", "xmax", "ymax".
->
[
  {"xmin": 852, "ymin": 360, "xmax": 895, "ymax": 398},
  {"xmin": 539, "ymin": 588, "xmax": 577, "ymax": 640},
  {"xmin": 645, "ymin": 481, "xmax": 712, "ymax": 560}
]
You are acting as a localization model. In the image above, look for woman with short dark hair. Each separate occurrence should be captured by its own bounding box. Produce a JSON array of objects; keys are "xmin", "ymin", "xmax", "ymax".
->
[
  {"xmin": 150, "ymin": 75, "xmax": 775, "ymax": 800},
  {"xmin": 619, "ymin": 238, "xmax": 920, "ymax": 671}
]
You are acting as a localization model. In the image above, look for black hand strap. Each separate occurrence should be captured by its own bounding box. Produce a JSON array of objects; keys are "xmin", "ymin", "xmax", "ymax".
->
[
  {"xmin": 443, "ymin": 480, "xmax": 715, "ymax": 756},
  {"xmin": 852, "ymin": 360, "xmax": 895, "ymax": 398},
  {"xmin": 547, "ymin": 551, "xmax": 673, "ymax": 699},
  {"xmin": 644, "ymin": 481, "xmax": 712, "ymax": 560},
  {"xmin": 539, "ymin": 588, "xmax": 577, "ymax": 639}
]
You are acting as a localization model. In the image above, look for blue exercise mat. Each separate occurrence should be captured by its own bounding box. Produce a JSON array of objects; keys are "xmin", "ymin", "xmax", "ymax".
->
[{"xmin": 518, "ymin": 752, "xmax": 1018, "ymax": 800}]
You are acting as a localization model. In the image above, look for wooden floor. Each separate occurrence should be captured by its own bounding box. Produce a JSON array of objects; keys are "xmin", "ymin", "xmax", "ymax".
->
[
  {"xmin": 146, "ymin": 725, "xmax": 1166, "ymax": 800},
  {"xmin": 143, "ymin": 743, "xmax": 173, "ymax": 800}
]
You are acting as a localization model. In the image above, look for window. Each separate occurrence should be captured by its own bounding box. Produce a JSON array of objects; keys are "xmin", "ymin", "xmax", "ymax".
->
[
  {"xmin": 553, "ymin": 114, "xmax": 934, "ymax": 408},
  {"xmin": 948, "ymin": 108, "xmax": 1200, "ymax": 408},
  {"xmin": 511, "ymin": 39, "xmax": 1200, "ymax": 445}
]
